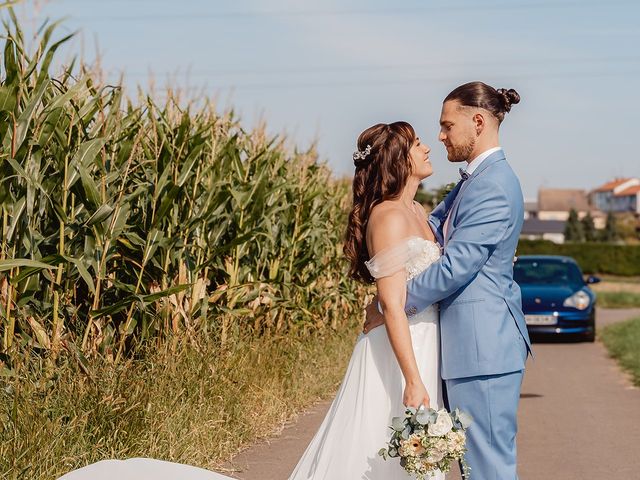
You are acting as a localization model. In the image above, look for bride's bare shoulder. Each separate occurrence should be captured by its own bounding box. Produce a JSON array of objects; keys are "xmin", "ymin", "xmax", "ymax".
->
[
  {"xmin": 366, "ymin": 202, "xmax": 412, "ymax": 254},
  {"xmin": 368, "ymin": 201, "xmax": 410, "ymax": 229}
]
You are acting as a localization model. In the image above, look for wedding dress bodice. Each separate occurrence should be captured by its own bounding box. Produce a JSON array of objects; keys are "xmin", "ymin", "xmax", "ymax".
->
[{"xmin": 365, "ymin": 236, "xmax": 441, "ymax": 281}]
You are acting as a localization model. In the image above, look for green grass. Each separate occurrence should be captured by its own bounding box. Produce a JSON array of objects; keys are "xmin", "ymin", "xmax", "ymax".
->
[
  {"xmin": 596, "ymin": 291, "xmax": 640, "ymax": 308},
  {"xmin": 0, "ymin": 322, "xmax": 360, "ymax": 479},
  {"xmin": 601, "ymin": 317, "xmax": 640, "ymax": 387}
]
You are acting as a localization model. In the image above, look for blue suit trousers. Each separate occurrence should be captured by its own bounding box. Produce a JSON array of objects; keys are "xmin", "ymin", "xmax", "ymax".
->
[{"xmin": 445, "ymin": 367, "xmax": 525, "ymax": 480}]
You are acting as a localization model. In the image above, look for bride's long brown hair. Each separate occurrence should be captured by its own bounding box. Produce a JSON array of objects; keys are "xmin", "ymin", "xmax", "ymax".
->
[{"xmin": 343, "ymin": 121, "xmax": 416, "ymax": 283}]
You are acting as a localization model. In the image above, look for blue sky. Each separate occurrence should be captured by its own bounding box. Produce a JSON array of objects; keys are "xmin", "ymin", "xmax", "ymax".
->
[{"xmin": 12, "ymin": 0, "xmax": 640, "ymax": 198}]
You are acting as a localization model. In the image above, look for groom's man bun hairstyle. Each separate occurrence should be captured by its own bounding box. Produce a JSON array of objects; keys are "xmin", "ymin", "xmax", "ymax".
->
[
  {"xmin": 445, "ymin": 81, "xmax": 520, "ymax": 123},
  {"xmin": 344, "ymin": 121, "xmax": 416, "ymax": 283}
]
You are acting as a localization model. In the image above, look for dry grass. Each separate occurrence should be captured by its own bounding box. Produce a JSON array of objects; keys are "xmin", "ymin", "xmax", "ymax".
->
[
  {"xmin": 592, "ymin": 280, "xmax": 640, "ymax": 294},
  {"xmin": 0, "ymin": 320, "xmax": 361, "ymax": 479},
  {"xmin": 595, "ymin": 291, "xmax": 640, "ymax": 309},
  {"xmin": 590, "ymin": 277, "xmax": 640, "ymax": 308}
]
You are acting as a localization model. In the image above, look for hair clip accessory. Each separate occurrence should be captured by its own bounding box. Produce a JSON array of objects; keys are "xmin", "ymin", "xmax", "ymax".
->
[{"xmin": 352, "ymin": 144, "xmax": 372, "ymax": 162}]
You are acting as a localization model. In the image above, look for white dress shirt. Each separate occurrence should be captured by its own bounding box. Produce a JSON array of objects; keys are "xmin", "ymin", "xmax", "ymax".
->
[
  {"xmin": 443, "ymin": 146, "xmax": 503, "ymax": 242},
  {"xmin": 465, "ymin": 146, "xmax": 502, "ymax": 176}
]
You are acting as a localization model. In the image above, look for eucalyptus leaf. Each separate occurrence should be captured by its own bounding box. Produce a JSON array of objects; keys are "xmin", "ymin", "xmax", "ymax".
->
[
  {"xmin": 416, "ymin": 410, "xmax": 432, "ymax": 425},
  {"xmin": 391, "ymin": 416, "xmax": 405, "ymax": 432},
  {"xmin": 458, "ymin": 411, "xmax": 473, "ymax": 429}
]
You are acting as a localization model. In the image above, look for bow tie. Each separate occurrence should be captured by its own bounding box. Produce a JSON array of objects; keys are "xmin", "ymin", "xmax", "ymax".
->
[{"xmin": 459, "ymin": 168, "xmax": 470, "ymax": 181}]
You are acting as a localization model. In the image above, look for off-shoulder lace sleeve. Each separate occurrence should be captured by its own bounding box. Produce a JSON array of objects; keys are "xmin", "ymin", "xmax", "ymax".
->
[{"xmin": 364, "ymin": 238, "xmax": 414, "ymax": 279}]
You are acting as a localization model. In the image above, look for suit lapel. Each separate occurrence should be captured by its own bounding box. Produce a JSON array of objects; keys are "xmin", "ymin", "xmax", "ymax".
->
[{"xmin": 444, "ymin": 150, "xmax": 506, "ymax": 245}]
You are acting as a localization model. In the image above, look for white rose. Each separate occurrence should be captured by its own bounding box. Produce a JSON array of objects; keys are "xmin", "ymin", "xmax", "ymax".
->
[
  {"xmin": 426, "ymin": 447, "xmax": 446, "ymax": 463},
  {"xmin": 427, "ymin": 409, "xmax": 454, "ymax": 436}
]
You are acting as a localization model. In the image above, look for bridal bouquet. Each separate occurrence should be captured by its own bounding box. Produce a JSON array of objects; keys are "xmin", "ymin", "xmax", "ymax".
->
[{"xmin": 378, "ymin": 407, "xmax": 472, "ymax": 479}]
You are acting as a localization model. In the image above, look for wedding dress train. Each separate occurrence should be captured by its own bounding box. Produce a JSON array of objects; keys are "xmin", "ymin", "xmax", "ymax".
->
[
  {"xmin": 58, "ymin": 237, "xmax": 443, "ymax": 480},
  {"xmin": 58, "ymin": 458, "xmax": 231, "ymax": 480}
]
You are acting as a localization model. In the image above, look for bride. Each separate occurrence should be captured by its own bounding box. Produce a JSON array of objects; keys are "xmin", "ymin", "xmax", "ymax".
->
[{"xmin": 59, "ymin": 121, "xmax": 444, "ymax": 480}]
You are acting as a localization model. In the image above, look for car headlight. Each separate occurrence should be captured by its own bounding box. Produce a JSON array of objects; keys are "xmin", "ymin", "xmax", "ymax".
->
[{"xmin": 563, "ymin": 290, "xmax": 591, "ymax": 310}]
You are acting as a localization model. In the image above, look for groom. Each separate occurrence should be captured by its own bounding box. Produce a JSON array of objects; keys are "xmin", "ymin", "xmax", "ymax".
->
[{"xmin": 365, "ymin": 81, "xmax": 532, "ymax": 479}]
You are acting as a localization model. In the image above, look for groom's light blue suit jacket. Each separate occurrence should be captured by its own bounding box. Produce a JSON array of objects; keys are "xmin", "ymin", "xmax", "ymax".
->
[{"xmin": 406, "ymin": 150, "xmax": 532, "ymax": 380}]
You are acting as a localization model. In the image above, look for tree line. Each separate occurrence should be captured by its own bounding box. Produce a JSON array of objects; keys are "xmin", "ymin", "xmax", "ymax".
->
[{"xmin": 564, "ymin": 209, "xmax": 626, "ymax": 243}]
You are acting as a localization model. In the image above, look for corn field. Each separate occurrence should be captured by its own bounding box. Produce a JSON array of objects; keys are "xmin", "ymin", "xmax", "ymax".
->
[{"xmin": 0, "ymin": 11, "xmax": 365, "ymax": 364}]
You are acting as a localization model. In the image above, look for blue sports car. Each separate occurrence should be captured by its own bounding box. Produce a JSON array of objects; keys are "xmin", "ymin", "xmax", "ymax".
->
[{"xmin": 514, "ymin": 255, "xmax": 599, "ymax": 342}]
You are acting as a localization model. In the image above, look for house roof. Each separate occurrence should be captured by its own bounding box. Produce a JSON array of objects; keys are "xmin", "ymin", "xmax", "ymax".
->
[
  {"xmin": 521, "ymin": 219, "xmax": 566, "ymax": 235},
  {"xmin": 614, "ymin": 185, "xmax": 640, "ymax": 197},
  {"xmin": 538, "ymin": 189, "xmax": 590, "ymax": 212},
  {"xmin": 592, "ymin": 178, "xmax": 634, "ymax": 192}
]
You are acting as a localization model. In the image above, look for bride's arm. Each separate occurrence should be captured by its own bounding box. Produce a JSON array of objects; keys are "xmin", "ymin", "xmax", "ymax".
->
[{"xmin": 368, "ymin": 210, "xmax": 430, "ymax": 409}]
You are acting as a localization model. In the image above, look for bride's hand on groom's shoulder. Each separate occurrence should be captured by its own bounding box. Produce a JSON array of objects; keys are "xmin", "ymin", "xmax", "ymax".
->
[{"xmin": 363, "ymin": 295, "xmax": 385, "ymax": 333}]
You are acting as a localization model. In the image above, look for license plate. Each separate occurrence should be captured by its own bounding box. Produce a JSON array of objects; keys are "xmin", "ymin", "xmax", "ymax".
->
[{"xmin": 525, "ymin": 315, "xmax": 556, "ymax": 326}]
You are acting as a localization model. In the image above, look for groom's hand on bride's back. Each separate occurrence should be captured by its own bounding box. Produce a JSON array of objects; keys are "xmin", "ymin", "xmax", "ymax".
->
[{"xmin": 363, "ymin": 295, "xmax": 385, "ymax": 333}]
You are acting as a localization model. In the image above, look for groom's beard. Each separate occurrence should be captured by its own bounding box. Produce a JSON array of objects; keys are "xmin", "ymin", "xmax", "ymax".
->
[{"xmin": 447, "ymin": 135, "xmax": 476, "ymax": 162}]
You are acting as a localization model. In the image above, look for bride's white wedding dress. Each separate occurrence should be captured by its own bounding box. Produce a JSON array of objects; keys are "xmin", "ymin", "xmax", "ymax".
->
[
  {"xmin": 288, "ymin": 236, "xmax": 444, "ymax": 480},
  {"xmin": 58, "ymin": 237, "xmax": 443, "ymax": 480}
]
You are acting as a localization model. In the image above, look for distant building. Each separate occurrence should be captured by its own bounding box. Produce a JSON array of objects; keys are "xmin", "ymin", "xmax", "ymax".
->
[
  {"xmin": 590, "ymin": 178, "xmax": 640, "ymax": 213},
  {"xmin": 521, "ymin": 218, "xmax": 566, "ymax": 244},
  {"xmin": 524, "ymin": 200, "xmax": 538, "ymax": 220},
  {"xmin": 537, "ymin": 189, "xmax": 591, "ymax": 221},
  {"xmin": 521, "ymin": 188, "xmax": 609, "ymax": 243},
  {"xmin": 612, "ymin": 184, "xmax": 640, "ymax": 214},
  {"xmin": 521, "ymin": 178, "xmax": 639, "ymax": 244}
]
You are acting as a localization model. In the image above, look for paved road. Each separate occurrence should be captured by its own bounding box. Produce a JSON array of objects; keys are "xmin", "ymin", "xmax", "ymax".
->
[
  {"xmin": 514, "ymin": 308, "xmax": 640, "ymax": 480},
  {"xmin": 223, "ymin": 308, "xmax": 640, "ymax": 479}
]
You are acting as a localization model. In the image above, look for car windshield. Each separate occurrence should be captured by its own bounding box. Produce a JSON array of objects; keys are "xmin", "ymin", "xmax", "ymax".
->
[{"xmin": 514, "ymin": 259, "xmax": 584, "ymax": 286}]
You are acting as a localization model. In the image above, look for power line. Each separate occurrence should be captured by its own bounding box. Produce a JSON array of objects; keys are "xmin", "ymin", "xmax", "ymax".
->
[
  {"xmin": 116, "ymin": 56, "xmax": 640, "ymax": 78},
  {"xmin": 57, "ymin": 0, "xmax": 638, "ymax": 22},
  {"xmin": 128, "ymin": 69, "xmax": 640, "ymax": 92}
]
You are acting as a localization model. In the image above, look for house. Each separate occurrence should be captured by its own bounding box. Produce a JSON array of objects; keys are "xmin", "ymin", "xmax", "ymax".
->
[
  {"xmin": 537, "ymin": 189, "xmax": 591, "ymax": 221},
  {"xmin": 612, "ymin": 184, "xmax": 640, "ymax": 214},
  {"xmin": 524, "ymin": 200, "xmax": 538, "ymax": 220},
  {"xmin": 519, "ymin": 178, "xmax": 640, "ymax": 244},
  {"xmin": 521, "ymin": 188, "xmax": 608, "ymax": 244},
  {"xmin": 535, "ymin": 188, "xmax": 606, "ymax": 229},
  {"xmin": 590, "ymin": 178, "xmax": 640, "ymax": 213},
  {"xmin": 521, "ymin": 218, "xmax": 566, "ymax": 244}
]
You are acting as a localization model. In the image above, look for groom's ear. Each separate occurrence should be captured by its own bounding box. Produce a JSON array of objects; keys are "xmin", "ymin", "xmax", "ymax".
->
[{"xmin": 472, "ymin": 112, "xmax": 486, "ymax": 136}]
